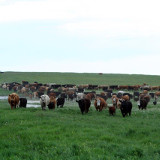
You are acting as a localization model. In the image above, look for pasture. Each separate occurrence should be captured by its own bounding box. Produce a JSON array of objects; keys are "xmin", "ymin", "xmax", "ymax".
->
[
  {"xmin": 0, "ymin": 72, "xmax": 160, "ymax": 159},
  {"xmin": 1, "ymin": 72, "xmax": 160, "ymax": 85}
]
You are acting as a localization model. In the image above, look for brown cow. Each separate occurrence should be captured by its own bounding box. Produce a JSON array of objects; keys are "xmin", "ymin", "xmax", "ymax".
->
[
  {"xmin": 85, "ymin": 93, "xmax": 95, "ymax": 100},
  {"xmin": 142, "ymin": 90, "xmax": 148, "ymax": 95},
  {"xmin": 66, "ymin": 91, "xmax": 75, "ymax": 100},
  {"xmin": 139, "ymin": 94, "xmax": 150, "ymax": 103},
  {"xmin": 118, "ymin": 85, "xmax": 128, "ymax": 90},
  {"xmin": 94, "ymin": 97, "xmax": 107, "ymax": 112},
  {"xmin": 151, "ymin": 86, "xmax": 159, "ymax": 90},
  {"xmin": 48, "ymin": 96, "xmax": 56, "ymax": 109},
  {"xmin": 112, "ymin": 95, "xmax": 118, "ymax": 108},
  {"xmin": 8, "ymin": 93, "xmax": 20, "ymax": 109},
  {"xmin": 155, "ymin": 91, "xmax": 160, "ymax": 97}
]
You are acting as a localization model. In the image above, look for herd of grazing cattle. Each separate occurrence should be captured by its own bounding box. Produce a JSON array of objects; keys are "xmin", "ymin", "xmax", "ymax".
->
[{"xmin": 1, "ymin": 81, "xmax": 160, "ymax": 117}]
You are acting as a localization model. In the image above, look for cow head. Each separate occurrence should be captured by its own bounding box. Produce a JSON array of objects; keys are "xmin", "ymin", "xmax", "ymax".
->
[
  {"xmin": 40, "ymin": 95, "xmax": 46, "ymax": 107},
  {"xmin": 40, "ymin": 95, "xmax": 45, "ymax": 102},
  {"xmin": 112, "ymin": 97, "xmax": 117, "ymax": 105}
]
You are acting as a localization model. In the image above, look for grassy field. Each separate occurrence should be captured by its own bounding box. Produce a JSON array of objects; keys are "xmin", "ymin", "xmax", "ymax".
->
[
  {"xmin": 1, "ymin": 72, "xmax": 160, "ymax": 85},
  {"xmin": 1, "ymin": 72, "xmax": 160, "ymax": 160},
  {"xmin": 0, "ymin": 99, "xmax": 160, "ymax": 160}
]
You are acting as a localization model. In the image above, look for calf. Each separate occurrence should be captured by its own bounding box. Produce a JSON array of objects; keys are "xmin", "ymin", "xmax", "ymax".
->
[
  {"xmin": 76, "ymin": 98, "xmax": 91, "ymax": 114},
  {"xmin": 19, "ymin": 98, "xmax": 27, "ymax": 108},
  {"xmin": 8, "ymin": 93, "xmax": 20, "ymax": 109},
  {"xmin": 119, "ymin": 99, "xmax": 132, "ymax": 117},
  {"xmin": 48, "ymin": 96, "xmax": 56, "ymax": 109},
  {"xmin": 109, "ymin": 105, "xmax": 116, "ymax": 116}
]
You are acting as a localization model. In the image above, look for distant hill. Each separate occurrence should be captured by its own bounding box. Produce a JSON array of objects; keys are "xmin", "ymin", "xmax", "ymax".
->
[{"xmin": 0, "ymin": 72, "xmax": 160, "ymax": 86}]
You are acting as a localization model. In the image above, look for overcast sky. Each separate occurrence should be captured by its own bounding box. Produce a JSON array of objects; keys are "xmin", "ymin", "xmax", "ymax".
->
[{"xmin": 0, "ymin": 0, "xmax": 160, "ymax": 75}]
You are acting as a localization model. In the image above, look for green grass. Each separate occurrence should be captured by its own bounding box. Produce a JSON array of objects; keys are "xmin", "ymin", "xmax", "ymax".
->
[
  {"xmin": 1, "ymin": 72, "xmax": 160, "ymax": 85},
  {"xmin": 0, "ymin": 99, "xmax": 160, "ymax": 160},
  {"xmin": 1, "ymin": 72, "xmax": 160, "ymax": 159}
]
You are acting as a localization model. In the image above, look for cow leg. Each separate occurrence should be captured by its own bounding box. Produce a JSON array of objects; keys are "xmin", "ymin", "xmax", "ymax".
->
[
  {"xmin": 85, "ymin": 108, "xmax": 89, "ymax": 113},
  {"xmin": 42, "ymin": 105, "xmax": 46, "ymax": 110}
]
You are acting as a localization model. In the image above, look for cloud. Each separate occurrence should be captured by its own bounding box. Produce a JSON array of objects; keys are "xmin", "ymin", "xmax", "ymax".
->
[
  {"xmin": 0, "ymin": 0, "xmax": 76, "ymax": 22},
  {"xmin": 0, "ymin": 0, "xmax": 160, "ymax": 38}
]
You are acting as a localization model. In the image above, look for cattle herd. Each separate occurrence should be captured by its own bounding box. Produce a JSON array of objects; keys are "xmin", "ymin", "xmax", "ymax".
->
[{"xmin": 1, "ymin": 81, "xmax": 160, "ymax": 117}]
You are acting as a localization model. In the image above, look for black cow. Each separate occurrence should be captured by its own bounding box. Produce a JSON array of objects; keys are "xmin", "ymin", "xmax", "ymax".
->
[
  {"xmin": 138, "ymin": 99, "xmax": 148, "ymax": 110},
  {"xmin": 19, "ymin": 98, "xmax": 27, "ymax": 108},
  {"xmin": 57, "ymin": 97, "xmax": 65, "ymax": 108},
  {"xmin": 76, "ymin": 98, "xmax": 91, "ymax": 114},
  {"xmin": 119, "ymin": 100, "xmax": 132, "ymax": 117}
]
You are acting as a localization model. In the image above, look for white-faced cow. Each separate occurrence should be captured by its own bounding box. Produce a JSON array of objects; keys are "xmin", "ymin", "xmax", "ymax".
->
[{"xmin": 40, "ymin": 95, "xmax": 50, "ymax": 110}]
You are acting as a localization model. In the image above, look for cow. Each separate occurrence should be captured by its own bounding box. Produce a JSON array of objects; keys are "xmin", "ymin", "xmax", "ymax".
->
[
  {"xmin": 94, "ymin": 97, "xmax": 107, "ymax": 112},
  {"xmin": 76, "ymin": 98, "xmax": 91, "ymax": 114},
  {"xmin": 19, "ymin": 98, "xmax": 27, "ymax": 108},
  {"xmin": 155, "ymin": 91, "xmax": 160, "ymax": 97},
  {"xmin": 48, "ymin": 96, "xmax": 56, "ymax": 109},
  {"xmin": 139, "ymin": 94, "xmax": 150, "ymax": 104},
  {"xmin": 119, "ymin": 99, "xmax": 132, "ymax": 117},
  {"xmin": 85, "ymin": 92, "xmax": 96, "ymax": 101},
  {"xmin": 138, "ymin": 99, "xmax": 148, "ymax": 110},
  {"xmin": 118, "ymin": 85, "xmax": 128, "ymax": 90},
  {"xmin": 151, "ymin": 86, "xmax": 159, "ymax": 91},
  {"xmin": 66, "ymin": 91, "xmax": 76, "ymax": 101},
  {"xmin": 21, "ymin": 87, "xmax": 26, "ymax": 94},
  {"xmin": 109, "ymin": 85, "xmax": 118, "ymax": 90},
  {"xmin": 133, "ymin": 91, "xmax": 140, "ymax": 101},
  {"xmin": 33, "ymin": 91, "xmax": 39, "ymax": 99},
  {"xmin": 142, "ymin": 90, "xmax": 148, "ymax": 95},
  {"xmin": 112, "ymin": 95, "xmax": 118, "ymax": 108},
  {"xmin": 57, "ymin": 97, "xmax": 65, "ymax": 108},
  {"xmin": 138, "ymin": 94, "xmax": 150, "ymax": 109},
  {"xmin": 40, "ymin": 95, "xmax": 50, "ymax": 110},
  {"xmin": 8, "ymin": 93, "xmax": 20, "ymax": 109},
  {"xmin": 109, "ymin": 105, "xmax": 116, "ymax": 116}
]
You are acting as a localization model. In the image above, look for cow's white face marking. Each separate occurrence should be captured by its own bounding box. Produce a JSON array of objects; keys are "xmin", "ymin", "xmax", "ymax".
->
[
  {"xmin": 97, "ymin": 99, "xmax": 101, "ymax": 106},
  {"xmin": 41, "ymin": 95, "xmax": 46, "ymax": 102}
]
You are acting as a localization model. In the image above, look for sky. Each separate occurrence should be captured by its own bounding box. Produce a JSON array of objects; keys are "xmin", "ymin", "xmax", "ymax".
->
[{"xmin": 0, "ymin": 0, "xmax": 160, "ymax": 75}]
